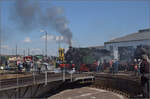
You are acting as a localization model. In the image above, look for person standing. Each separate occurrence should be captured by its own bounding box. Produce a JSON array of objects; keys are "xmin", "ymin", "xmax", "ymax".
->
[
  {"xmin": 140, "ymin": 54, "xmax": 150, "ymax": 98},
  {"xmin": 114, "ymin": 59, "xmax": 118, "ymax": 74},
  {"xmin": 112, "ymin": 60, "xmax": 115, "ymax": 74},
  {"xmin": 24, "ymin": 61, "xmax": 28, "ymax": 72},
  {"xmin": 96, "ymin": 60, "xmax": 100, "ymax": 72},
  {"xmin": 109, "ymin": 59, "xmax": 113, "ymax": 73},
  {"xmin": 17, "ymin": 60, "xmax": 21, "ymax": 72},
  {"xmin": 99, "ymin": 62, "xmax": 103, "ymax": 72},
  {"xmin": 5, "ymin": 61, "xmax": 8, "ymax": 70},
  {"xmin": 137, "ymin": 59, "xmax": 141, "ymax": 76},
  {"xmin": 26, "ymin": 61, "xmax": 30, "ymax": 72},
  {"xmin": 37, "ymin": 61, "xmax": 41, "ymax": 74}
]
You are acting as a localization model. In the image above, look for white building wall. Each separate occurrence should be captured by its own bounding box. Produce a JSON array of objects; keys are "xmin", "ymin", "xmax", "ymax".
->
[{"xmin": 104, "ymin": 39, "xmax": 150, "ymax": 60}]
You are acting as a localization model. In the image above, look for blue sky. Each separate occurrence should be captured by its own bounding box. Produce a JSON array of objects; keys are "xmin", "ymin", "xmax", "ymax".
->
[{"xmin": 0, "ymin": 0, "xmax": 150, "ymax": 56}]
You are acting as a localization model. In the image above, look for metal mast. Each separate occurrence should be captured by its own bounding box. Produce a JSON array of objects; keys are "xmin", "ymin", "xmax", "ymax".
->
[{"xmin": 45, "ymin": 31, "xmax": 47, "ymax": 57}]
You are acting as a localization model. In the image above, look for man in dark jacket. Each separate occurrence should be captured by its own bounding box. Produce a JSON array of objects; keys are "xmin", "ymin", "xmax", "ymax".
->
[{"xmin": 140, "ymin": 54, "xmax": 150, "ymax": 98}]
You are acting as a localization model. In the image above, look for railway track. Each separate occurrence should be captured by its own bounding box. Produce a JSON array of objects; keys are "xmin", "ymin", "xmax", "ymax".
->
[
  {"xmin": 0, "ymin": 72, "xmax": 143, "ymax": 98},
  {"xmin": 0, "ymin": 73, "xmax": 61, "ymax": 89},
  {"xmin": 0, "ymin": 72, "xmax": 93, "ymax": 90}
]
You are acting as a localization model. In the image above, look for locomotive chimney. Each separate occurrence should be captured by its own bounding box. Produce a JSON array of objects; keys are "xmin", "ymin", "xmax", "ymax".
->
[{"xmin": 69, "ymin": 41, "xmax": 72, "ymax": 49}]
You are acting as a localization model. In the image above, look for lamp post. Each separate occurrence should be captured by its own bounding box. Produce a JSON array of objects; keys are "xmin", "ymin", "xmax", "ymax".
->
[
  {"xmin": 41, "ymin": 30, "xmax": 48, "ymax": 57},
  {"xmin": 45, "ymin": 31, "xmax": 47, "ymax": 57},
  {"xmin": 16, "ymin": 44, "xmax": 18, "ymax": 56}
]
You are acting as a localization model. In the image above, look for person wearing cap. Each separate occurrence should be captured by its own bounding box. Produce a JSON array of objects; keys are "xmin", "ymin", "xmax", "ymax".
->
[{"xmin": 140, "ymin": 54, "xmax": 150, "ymax": 98}]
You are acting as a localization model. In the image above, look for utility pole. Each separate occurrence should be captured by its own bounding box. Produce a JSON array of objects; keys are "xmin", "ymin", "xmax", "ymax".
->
[
  {"xmin": 45, "ymin": 31, "xmax": 47, "ymax": 57},
  {"xmin": 16, "ymin": 44, "xmax": 18, "ymax": 56},
  {"xmin": 23, "ymin": 50, "xmax": 25, "ymax": 56},
  {"xmin": 28, "ymin": 48, "xmax": 30, "ymax": 56},
  {"xmin": 59, "ymin": 39, "xmax": 60, "ymax": 49},
  {"xmin": 42, "ymin": 49, "xmax": 44, "ymax": 56}
]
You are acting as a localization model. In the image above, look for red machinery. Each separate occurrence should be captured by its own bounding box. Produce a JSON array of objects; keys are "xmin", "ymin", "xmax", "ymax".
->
[
  {"xmin": 59, "ymin": 63, "xmax": 75, "ymax": 69},
  {"xmin": 80, "ymin": 64, "xmax": 89, "ymax": 72},
  {"xmin": 23, "ymin": 56, "xmax": 32, "ymax": 62}
]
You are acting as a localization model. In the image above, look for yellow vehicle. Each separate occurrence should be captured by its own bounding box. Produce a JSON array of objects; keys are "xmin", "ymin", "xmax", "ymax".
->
[{"xmin": 58, "ymin": 48, "xmax": 65, "ymax": 63}]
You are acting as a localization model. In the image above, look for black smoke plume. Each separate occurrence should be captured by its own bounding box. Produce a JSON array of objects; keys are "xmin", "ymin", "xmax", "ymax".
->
[{"xmin": 11, "ymin": 0, "xmax": 72, "ymax": 45}]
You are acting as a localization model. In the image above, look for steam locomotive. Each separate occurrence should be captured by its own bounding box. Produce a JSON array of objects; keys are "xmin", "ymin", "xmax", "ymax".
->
[{"xmin": 58, "ymin": 46, "xmax": 111, "ymax": 72}]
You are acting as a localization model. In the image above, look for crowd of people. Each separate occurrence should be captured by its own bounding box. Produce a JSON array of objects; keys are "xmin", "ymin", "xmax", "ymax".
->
[
  {"xmin": 95, "ymin": 59, "xmax": 119, "ymax": 74},
  {"xmin": 95, "ymin": 53, "xmax": 149, "ymax": 98},
  {"xmin": 3, "ymin": 56, "xmax": 52, "ymax": 74}
]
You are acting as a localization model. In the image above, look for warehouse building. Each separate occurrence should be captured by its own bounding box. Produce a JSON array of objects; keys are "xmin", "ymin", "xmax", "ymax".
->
[{"xmin": 104, "ymin": 28, "xmax": 150, "ymax": 62}]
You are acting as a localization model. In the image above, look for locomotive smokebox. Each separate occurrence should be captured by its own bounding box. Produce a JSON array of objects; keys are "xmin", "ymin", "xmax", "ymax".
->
[{"xmin": 69, "ymin": 46, "xmax": 72, "ymax": 49}]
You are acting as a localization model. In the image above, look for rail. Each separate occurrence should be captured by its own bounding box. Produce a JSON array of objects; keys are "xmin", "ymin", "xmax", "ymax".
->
[{"xmin": 0, "ymin": 72, "xmax": 94, "ymax": 91}]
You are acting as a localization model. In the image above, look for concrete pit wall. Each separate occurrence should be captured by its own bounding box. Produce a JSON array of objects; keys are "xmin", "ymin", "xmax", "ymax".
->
[
  {"xmin": 0, "ymin": 73, "xmax": 142, "ymax": 98},
  {"xmin": 0, "ymin": 78, "xmax": 93, "ymax": 98},
  {"xmin": 0, "ymin": 80, "xmax": 63, "ymax": 99},
  {"xmin": 93, "ymin": 74, "xmax": 142, "ymax": 97}
]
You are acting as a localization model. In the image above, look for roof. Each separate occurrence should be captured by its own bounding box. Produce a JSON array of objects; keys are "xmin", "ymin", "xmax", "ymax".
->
[
  {"xmin": 86, "ymin": 46, "xmax": 104, "ymax": 49},
  {"xmin": 105, "ymin": 28, "xmax": 150, "ymax": 44}
]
